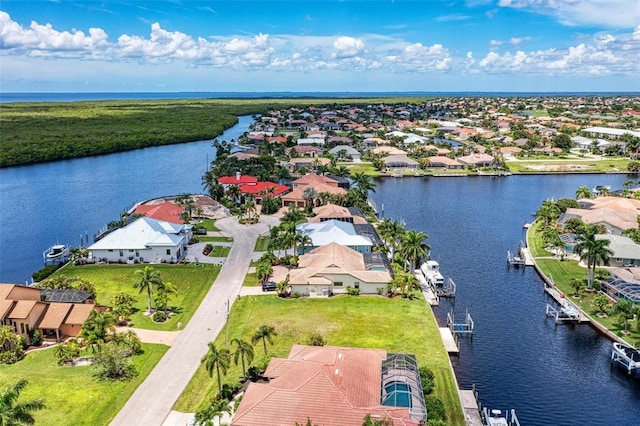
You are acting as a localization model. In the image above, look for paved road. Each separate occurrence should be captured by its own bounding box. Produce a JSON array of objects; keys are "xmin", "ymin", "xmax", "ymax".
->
[{"xmin": 111, "ymin": 215, "xmax": 278, "ymax": 426}]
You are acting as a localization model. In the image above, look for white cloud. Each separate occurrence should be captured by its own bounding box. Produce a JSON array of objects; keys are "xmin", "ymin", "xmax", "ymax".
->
[
  {"xmin": 498, "ymin": 0, "xmax": 640, "ymax": 29},
  {"xmin": 331, "ymin": 36, "xmax": 365, "ymax": 59}
]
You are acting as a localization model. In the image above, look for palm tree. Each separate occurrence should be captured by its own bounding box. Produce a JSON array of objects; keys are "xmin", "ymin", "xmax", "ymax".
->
[
  {"xmin": 535, "ymin": 199, "xmax": 560, "ymax": 229},
  {"xmin": 79, "ymin": 310, "xmax": 116, "ymax": 352},
  {"xmin": 155, "ymin": 280, "xmax": 178, "ymax": 314},
  {"xmin": 575, "ymin": 225, "xmax": 613, "ymax": 290},
  {"xmin": 352, "ymin": 172, "xmax": 376, "ymax": 200},
  {"xmin": 231, "ymin": 338, "xmax": 254, "ymax": 379},
  {"xmin": 575, "ymin": 185, "xmax": 592, "ymax": 199},
  {"xmin": 252, "ymin": 325, "xmax": 277, "ymax": 356},
  {"xmin": 0, "ymin": 379, "xmax": 46, "ymax": 425},
  {"xmin": 201, "ymin": 342, "xmax": 231, "ymax": 395},
  {"xmin": 295, "ymin": 233, "xmax": 313, "ymax": 255},
  {"xmin": 255, "ymin": 262, "xmax": 273, "ymax": 285},
  {"xmin": 398, "ymin": 230, "xmax": 431, "ymax": 272},
  {"xmin": 376, "ymin": 219, "xmax": 406, "ymax": 258},
  {"xmin": 133, "ymin": 266, "xmax": 164, "ymax": 314},
  {"xmin": 226, "ymin": 185, "xmax": 242, "ymax": 206},
  {"xmin": 194, "ymin": 399, "xmax": 232, "ymax": 426}
]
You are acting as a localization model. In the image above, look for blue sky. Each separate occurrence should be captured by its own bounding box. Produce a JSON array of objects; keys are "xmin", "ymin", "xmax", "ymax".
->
[{"xmin": 0, "ymin": 1, "xmax": 638, "ymax": 92}]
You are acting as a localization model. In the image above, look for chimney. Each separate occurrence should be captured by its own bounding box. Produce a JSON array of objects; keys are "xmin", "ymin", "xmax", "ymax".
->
[{"xmin": 236, "ymin": 171, "xmax": 241, "ymax": 181}]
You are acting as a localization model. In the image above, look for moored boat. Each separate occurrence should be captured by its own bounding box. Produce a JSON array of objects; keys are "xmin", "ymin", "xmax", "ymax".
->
[
  {"xmin": 43, "ymin": 244, "xmax": 70, "ymax": 264},
  {"xmin": 611, "ymin": 342, "xmax": 640, "ymax": 376},
  {"xmin": 420, "ymin": 260, "xmax": 444, "ymax": 286},
  {"xmin": 481, "ymin": 407, "xmax": 520, "ymax": 426}
]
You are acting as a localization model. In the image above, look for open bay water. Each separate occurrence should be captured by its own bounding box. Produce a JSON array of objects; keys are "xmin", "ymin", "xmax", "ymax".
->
[
  {"xmin": 372, "ymin": 175, "xmax": 640, "ymax": 425},
  {"xmin": 1, "ymin": 103, "xmax": 639, "ymax": 423}
]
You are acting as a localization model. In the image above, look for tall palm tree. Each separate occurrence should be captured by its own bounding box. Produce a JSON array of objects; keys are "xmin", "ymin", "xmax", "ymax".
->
[
  {"xmin": 352, "ymin": 172, "xmax": 376, "ymax": 200},
  {"xmin": 194, "ymin": 399, "xmax": 232, "ymax": 426},
  {"xmin": 155, "ymin": 280, "xmax": 178, "ymax": 314},
  {"xmin": 251, "ymin": 325, "xmax": 277, "ymax": 356},
  {"xmin": 133, "ymin": 266, "xmax": 164, "ymax": 314},
  {"xmin": 535, "ymin": 199, "xmax": 560, "ymax": 229},
  {"xmin": 201, "ymin": 342, "xmax": 231, "ymax": 395},
  {"xmin": 0, "ymin": 379, "xmax": 46, "ymax": 425},
  {"xmin": 399, "ymin": 230, "xmax": 431, "ymax": 272},
  {"xmin": 255, "ymin": 262, "xmax": 273, "ymax": 285},
  {"xmin": 79, "ymin": 310, "xmax": 116, "ymax": 352},
  {"xmin": 575, "ymin": 185, "xmax": 592, "ymax": 199},
  {"xmin": 575, "ymin": 225, "xmax": 612, "ymax": 290},
  {"xmin": 296, "ymin": 234, "xmax": 313, "ymax": 254},
  {"xmin": 376, "ymin": 219, "xmax": 406, "ymax": 258},
  {"xmin": 231, "ymin": 338, "xmax": 254, "ymax": 378}
]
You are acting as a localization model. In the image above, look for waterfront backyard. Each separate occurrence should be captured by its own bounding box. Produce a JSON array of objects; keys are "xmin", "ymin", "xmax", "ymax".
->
[{"xmin": 174, "ymin": 294, "xmax": 465, "ymax": 426}]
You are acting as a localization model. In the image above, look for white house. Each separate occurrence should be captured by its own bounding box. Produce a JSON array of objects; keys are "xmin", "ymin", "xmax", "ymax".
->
[
  {"xmin": 296, "ymin": 220, "xmax": 373, "ymax": 254},
  {"xmin": 88, "ymin": 217, "xmax": 192, "ymax": 263}
]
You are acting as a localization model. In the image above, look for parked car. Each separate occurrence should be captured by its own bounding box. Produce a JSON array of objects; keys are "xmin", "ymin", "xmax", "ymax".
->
[{"xmin": 262, "ymin": 281, "xmax": 277, "ymax": 292}]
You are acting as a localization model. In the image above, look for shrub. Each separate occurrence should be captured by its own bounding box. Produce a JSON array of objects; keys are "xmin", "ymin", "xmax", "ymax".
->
[
  {"xmin": 153, "ymin": 311, "xmax": 168, "ymax": 322},
  {"xmin": 291, "ymin": 292, "xmax": 301, "ymax": 299},
  {"xmin": 28, "ymin": 329, "xmax": 42, "ymax": 347},
  {"xmin": 306, "ymin": 332, "xmax": 326, "ymax": 346},
  {"xmin": 0, "ymin": 326, "xmax": 25, "ymax": 364},
  {"xmin": 92, "ymin": 343, "xmax": 138, "ymax": 381},
  {"xmin": 346, "ymin": 286, "xmax": 360, "ymax": 296},
  {"xmin": 376, "ymin": 287, "xmax": 385, "ymax": 295},
  {"xmin": 419, "ymin": 366, "xmax": 435, "ymax": 396},
  {"xmin": 31, "ymin": 264, "xmax": 60, "ymax": 282},
  {"xmin": 425, "ymin": 395, "xmax": 446, "ymax": 421}
]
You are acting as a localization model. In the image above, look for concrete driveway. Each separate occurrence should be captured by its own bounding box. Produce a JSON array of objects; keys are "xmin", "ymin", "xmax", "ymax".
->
[{"xmin": 111, "ymin": 214, "xmax": 279, "ymax": 426}]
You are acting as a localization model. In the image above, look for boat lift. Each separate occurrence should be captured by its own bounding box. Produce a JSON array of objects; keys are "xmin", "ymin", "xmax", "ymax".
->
[
  {"xmin": 611, "ymin": 342, "xmax": 640, "ymax": 376},
  {"xmin": 545, "ymin": 302, "xmax": 581, "ymax": 324},
  {"xmin": 436, "ymin": 278, "xmax": 456, "ymax": 298},
  {"xmin": 447, "ymin": 309, "xmax": 474, "ymax": 334}
]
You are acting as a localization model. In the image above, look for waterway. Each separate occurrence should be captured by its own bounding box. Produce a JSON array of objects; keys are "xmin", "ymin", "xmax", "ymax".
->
[
  {"xmin": 372, "ymin": 175, "xmax": 640, "ymax": 425},
  {"xmin": 0, "ymin": 115, "xmax": 253, "ymax": 284},
  {"xmin": 1, "ymin": 113, "xmax": 639, "ymax": 424}
]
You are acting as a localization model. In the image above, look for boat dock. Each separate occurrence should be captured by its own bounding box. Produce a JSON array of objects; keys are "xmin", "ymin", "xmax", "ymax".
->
[
  {"xmin": 459, "ymin": 389, "xmax": 483, "ymax": 426},
  {"xmin": 415, "ymin": 270, "xmax": 439, "ymax": 306},
  {"xmin": 518, "ymin": 245, "xmax": 535, "ymax": 266},
  {"xmin": 439, "ymin": 327, "xmax": 459, "ymax": 355}
]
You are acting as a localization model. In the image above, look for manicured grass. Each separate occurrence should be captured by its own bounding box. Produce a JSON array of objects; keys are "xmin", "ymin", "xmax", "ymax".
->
[
  {"xmin": 242, "ymin": 272, "xmax": 259, "ymax": 287},
  {"xmin": 535, "ymin": 258, "xmax": 640, "ymax": 342},
  {"xmin": 208, "ymin": 246, "xmax": 230, "ymax": 257},
  {"xmin": 174, "ymin": 295, "xmax": 465, "ymax": 426},
  {"xmin": 254, "ymin": 236, "xmax": 270, "ymax": 252},
  {"xmin": 198, "ymin": 219, "xmax": 220, "ymax": 232},
  {"xmin": 527, "ymin": 221, "xmax": 554, "ymax": 257},
  {"xmin": 0, "ymin": 343, "xmax": 168, "ymax": 426},
  {"xmin": 347, "ymin": 163, "xmax": 380, "ymax": 176},
  {"xmin": 506, "ymin": 158, "xmax": 631, "ymax": 174},
  {"xmin": 198, "ymin": 236, "xmax": 234, "ymax": 243},
  {"xmin": 53, "ymin": 264, "xmax": 220, "ymax": 330}
]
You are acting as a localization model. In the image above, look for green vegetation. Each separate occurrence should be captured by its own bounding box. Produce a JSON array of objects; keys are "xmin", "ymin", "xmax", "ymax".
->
[
  {"xmin": 198, "ymin": 219, "xmax": 220, "ymax": 232},
  {"xmin": 0, "ymin": 343, "xmax": 167, "ymax": 425},
  {"xmin": 174, "ymin": 295, "xmax": 464, "ymax": 426},
  {"xmin": 346, "ymin": 162, "xmax": 380, "ymax": 176},
  {"xmin": 527, "ymin": 221, "xmax": 553, "ymax": 257},
  {"xmin": 242, "ymin": 272, "xmax": 259, "ymax": 287},
  {"xmin": 53, "ymin": 264, "xmax": 220, "ymax": 330},
  {"xmin": 208, "ymin": 246, "xmax": 231, "ymax": 257},
  {"xmin": 254, "ymin": 236, "xmax": 270, "ymax": 252},
  {"xmin": 506, "ymin": 158, "xmax": 632, "ymax": 173},
  {"xmin": 0, "ymin": 97, "xmax": 430, "ymax": 167},
  {"xmin": 197, "ymin": 236, "xmax": 234, "ymax": 243}
]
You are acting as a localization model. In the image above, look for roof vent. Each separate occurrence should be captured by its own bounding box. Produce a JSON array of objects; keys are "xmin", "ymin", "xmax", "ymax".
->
[
  {"xmin": 338, "ymin": 353, "xmax": 343, "ymax": 359},
  {"xmin": 334, "ymin": 369, "xmax": 339, "ymax": 376}
]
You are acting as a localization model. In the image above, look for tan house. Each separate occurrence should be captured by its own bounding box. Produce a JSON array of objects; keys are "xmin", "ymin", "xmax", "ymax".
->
[
  {"xmin": 427, "ymin": 156, "xmax": 464, "ymax": 169},
  {"xmin": 498, "ymin": 146, "xmax": 523, "ymax": 158},
  {"xmin": 0, "ymin": 284, "xmax": 95, "ymax": 343},
  {"xmin": 457, "ymin": 153, "xmax": 495, "ymax": 168},
  {"xmin": 282, "ymin": 174, "xmax": 346, "ymax": 208},
  {"xmin": 372, "ymin": 146, "xmax": 407, "ymax": 156},
  {"xmin": 308, "ymin": 204, "xmax": 368, "ymax": 224},
  {"xmin": 288, "ymin": 243, "xmax": 392, "ymax": 296}
]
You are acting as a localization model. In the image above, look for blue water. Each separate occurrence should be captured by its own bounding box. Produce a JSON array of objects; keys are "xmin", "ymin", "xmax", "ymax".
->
[
  {"xmin": 0, "ymin": 115, "xmax": 252, "ymax": 284},
  {"xmin": 372, "ymin": 175, "xmax": 640, "ymax": 425},
  {"xmin": 2, "ymin": 91, "xmax": 639, "ymax": 103},
  {"xmin": 1, "ymin": 110, "xmax": 639, "ymax": 424}
]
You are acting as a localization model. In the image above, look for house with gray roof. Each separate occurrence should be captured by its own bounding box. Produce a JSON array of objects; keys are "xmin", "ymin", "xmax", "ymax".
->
[
  {"xmin": 296, "ymin": 220, "xmax": 373, "ymax": 254},
  {"xmin": 595, "ymin": 235, "xmax": 640, "ymax": 267},
  {"xmin": 328, "ymin": 145, "xmax": 361, "ymax": 161}
]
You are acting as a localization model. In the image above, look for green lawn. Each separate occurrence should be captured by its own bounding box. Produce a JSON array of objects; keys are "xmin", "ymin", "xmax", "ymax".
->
[
  {"xmin": 527, "ymin": 221, "xmax": 553, "ymax": 257},
  {"xmin": 242, "ymin": 272, "xmax": 259, "ymax": 287},
  {"xmin": 53, "ymin": 264, "xmax": 220, "ymax": 330},
  {"xmin": 0, "ymin": 343, "xmax": 167, "ymax": 426},
  {"xmin": 208, "ymin": 246, "xmax": 230, "ymax": 257},
  {"xmin": 198, "ymin": 219, "xmax": 220, "ymax": 232},
  {"xmin": 254, "ymin": 236, "xmax": 270, "ymax": 252},
  {"xmin": 346, "ymin": 163, "xmax": 380, "ymax": 176},
  {"xmin": 174, "ymin": 295, "xmax": 465, "ymax": 426},
  {"xmin": 506, "ymin": 158, "xmax": 631, "ymax": 173},
  {"xmin": 198, "ymin": 236, "xmax": 234, "ymax": 243}
]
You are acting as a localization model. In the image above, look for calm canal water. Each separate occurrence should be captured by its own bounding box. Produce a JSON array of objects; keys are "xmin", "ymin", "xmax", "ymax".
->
[
  {"xmin": 373, "ymin": 175, "xmax": 640, "ymax": 425},
  {"xmin": 1, "ymin": 114, "xmax": 639, "ymax": 423}
]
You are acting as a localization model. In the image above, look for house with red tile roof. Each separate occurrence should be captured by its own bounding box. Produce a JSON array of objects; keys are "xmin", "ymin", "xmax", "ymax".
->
[
  {"xmin": 233, "ymin": 344, "xmax": 425, "ymax": 426},
  {"xmin": 134, "ymin": 200, "xmax": 184, "ymax": 224},
  {"xmin": 217, "ymin": 174, "xmax": 259, "ymax": 189},
  {"xmin": 238, "ymin": 181, "xmax": 290, "ymax": 203}
]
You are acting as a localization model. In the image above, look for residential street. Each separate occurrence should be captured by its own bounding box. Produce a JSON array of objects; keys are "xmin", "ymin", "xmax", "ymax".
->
[{"xmin": 111, "ymin": 215, "xmax": 279, "ymax": 426}]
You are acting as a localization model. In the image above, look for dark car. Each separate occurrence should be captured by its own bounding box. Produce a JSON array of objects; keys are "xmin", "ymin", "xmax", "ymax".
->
[{"xmin": 262, "ymin": 281, "xmax": 277, "ymax": 292}]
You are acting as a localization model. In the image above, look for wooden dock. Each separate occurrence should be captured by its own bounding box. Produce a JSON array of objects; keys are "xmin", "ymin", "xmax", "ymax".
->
[
  {"xmin": 519, "ymin": 246, "xmax": 535, "ymax": 266},
  {"xmin": 415, "ymin": 271, "xmax": 439, "ymax": 306},
  {"xmin": 459, "ymin": 390, "xmax": 483, "ymax": 426},
  {"xmin": 544, "ymin": 287, "xmax": 590, "ymax": 324},
  {"xmin": 439, "ymin": 327, "xmax": 459, "ymax": 354}
]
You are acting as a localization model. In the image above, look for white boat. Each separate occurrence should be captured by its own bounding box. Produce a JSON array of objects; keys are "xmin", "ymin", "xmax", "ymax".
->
[
  {"xmin": 611, "ymin": 342, "xmax": 640, "ymax": 376},
  {"xmin": 482, "ymin": 408, "xmax": 520, "ymax": 426},
  {"xmin": 43, "ymin": 244, "xmax": 70, "ymax": 263},
  {"xmin": 420, "ymin": 260, "xmax": 444, "ymax": 286}
]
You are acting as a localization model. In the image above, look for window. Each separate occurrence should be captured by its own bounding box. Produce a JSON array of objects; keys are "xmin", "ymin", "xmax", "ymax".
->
[
  {"xmin": 108, "ymin": 249, "xmax": 113, "ymax": 252},
  {"xmin": 166, "ymin": 249, "xmax": 171, "ymax": 255},
  {"xmin": 334, "ymin": 282, "xmax": 343, "ymax": 287},
  {"xmin": 25, "ymin": 324, "xmax": 30, "ymax": 334},
  {"xmin": 354, "ymin": 282, "xmax": 360, "ymax": 289},
  {"xmin": 21, "ymin": 323, "xmax": 25, "ymax": 334},
  {"xmin": 119, "ymin": 250, "xmax": 124, "ymax": 257},
  {"xmin": 135, "ymin": 250, "xmax": 140, "ymax": 257},
  {"xmin": 129, "ymin": 249, "xmax": 134, "ymax": 252}
]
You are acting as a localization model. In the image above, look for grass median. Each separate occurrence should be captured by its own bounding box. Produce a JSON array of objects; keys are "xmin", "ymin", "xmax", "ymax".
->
[
  {"xmin": 174, "ymin": 294, "xmax": 465, "ymax": 425},
  {"xmin": 54, "ymin": 263, "xmax": 220, "ymax": 330}
]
